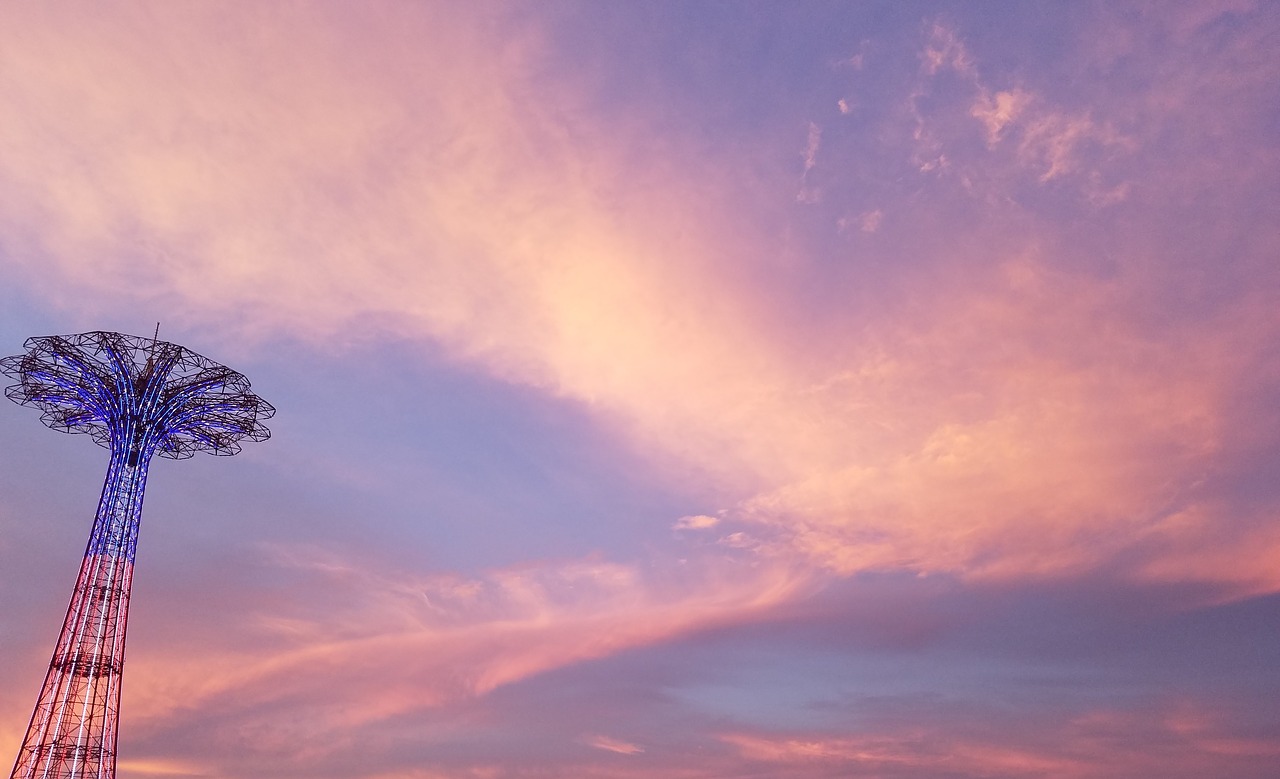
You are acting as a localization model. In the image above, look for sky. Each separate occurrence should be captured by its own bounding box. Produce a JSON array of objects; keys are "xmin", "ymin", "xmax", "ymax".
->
[{"xmin": 0, "ymin": 1, "xmax": 1278, "ymax": 777}]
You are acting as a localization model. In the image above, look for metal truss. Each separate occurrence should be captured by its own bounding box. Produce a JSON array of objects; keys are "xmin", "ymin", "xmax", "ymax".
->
[{"xmin": 1, "ymin": 331, "xmax": 274, "ymax": 779}]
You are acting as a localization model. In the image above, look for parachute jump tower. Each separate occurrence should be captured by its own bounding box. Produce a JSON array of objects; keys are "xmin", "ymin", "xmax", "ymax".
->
[{"xmin": 1, "ymin": 330, "xmax": 274, "ymax": 779}]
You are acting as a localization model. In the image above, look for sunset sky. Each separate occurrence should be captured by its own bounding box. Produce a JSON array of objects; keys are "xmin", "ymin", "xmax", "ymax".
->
[{"xmin": 1, "ymin": 2, "xmax": 1278, "ymax": 777}]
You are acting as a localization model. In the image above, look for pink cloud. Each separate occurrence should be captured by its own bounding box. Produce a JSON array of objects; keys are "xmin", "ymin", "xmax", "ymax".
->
[
  {"xmin": 673, "ymin": 514, "xmax": 719, "ymax": 530},
  {"xmin": 920, "ymin": 22, "xmax": 977, "ymax": 77},
  {"xmin": 110, "ymin": 541, "xmax": 812, "ymax": 769},
  {"xmin": 714, "ymin": 695, "xmax": 1280, "ymax": 779},
  {"xmin": 586, "ymin": 735, "xmax": 644, "ymax": 755},
  {"xmin": 0, "ymin": 5, "xmax": 1276, "ymax": 598},
  {"xmin": 971, "ymin": 88, "xmax": 1031, "ymax": 146}
]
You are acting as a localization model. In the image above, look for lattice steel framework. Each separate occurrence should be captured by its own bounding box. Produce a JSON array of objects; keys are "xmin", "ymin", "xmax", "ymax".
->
[{"xmin": 1, "ymin": 331, "xmax": 274, "ymax": 779}]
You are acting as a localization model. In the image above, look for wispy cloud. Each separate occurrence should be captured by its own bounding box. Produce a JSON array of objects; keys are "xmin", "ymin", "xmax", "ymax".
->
[
  {"xmin": 797, "ymin": 121, "xmax": 823, "ymax": 202},
  {"xmin": 587, "ymin": 735, "xmax": 645, "ymax": 755},
  {"xmin": 907, "ymin": 21, "xmax": 1135, "ymax": 201}
]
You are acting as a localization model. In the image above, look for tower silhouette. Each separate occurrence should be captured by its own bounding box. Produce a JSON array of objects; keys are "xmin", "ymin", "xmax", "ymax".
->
[{"xmin": 1, "ymin": 330, "xmax": 274, "ymax": 779}]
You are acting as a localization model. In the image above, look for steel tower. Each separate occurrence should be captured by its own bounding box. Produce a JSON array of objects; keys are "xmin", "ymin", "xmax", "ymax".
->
[{"xmin": 1, "ymin": 331, "xmax": 274, "ymax": 779}]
